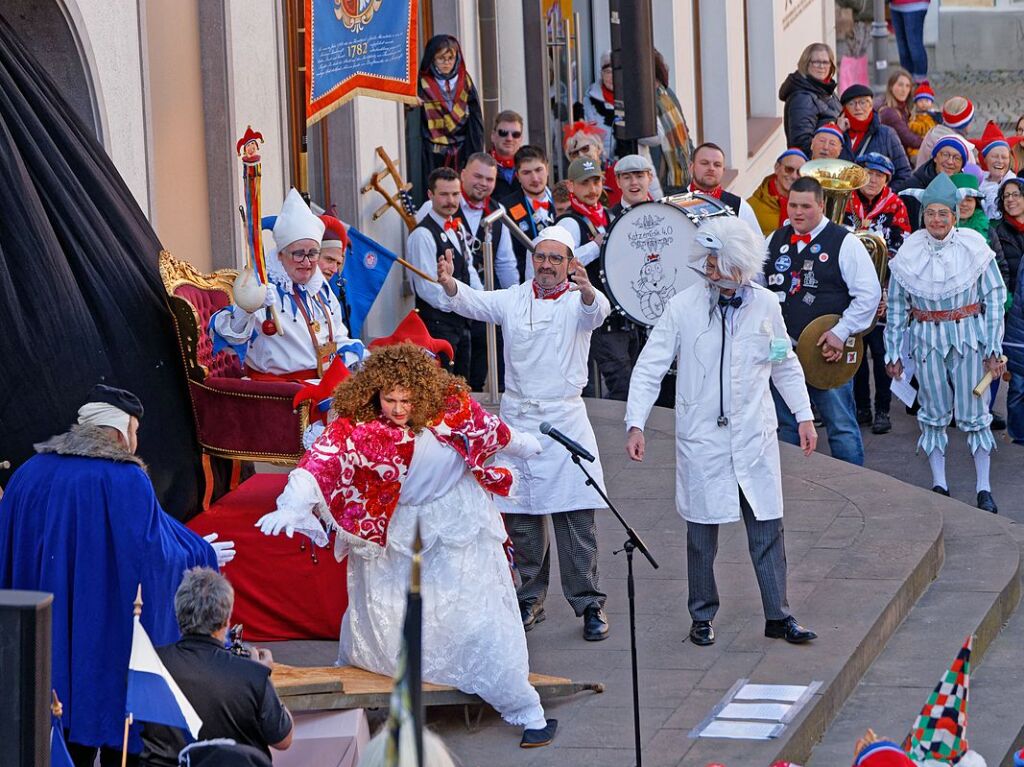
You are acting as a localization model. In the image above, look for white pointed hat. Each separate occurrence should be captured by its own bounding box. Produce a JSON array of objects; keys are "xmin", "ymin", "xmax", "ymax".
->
[{"xmin": 272, "ymin": 188, "xmax": 325, "ymax": 251}]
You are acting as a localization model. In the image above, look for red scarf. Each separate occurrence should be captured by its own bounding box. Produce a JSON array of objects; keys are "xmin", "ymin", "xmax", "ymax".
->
[
  {"xmin": 1006, "ymin": 215, "xmax": 1024, "ymax": 234},
  {"xmin": 845, "ymin": 109, "xmax": 873, "ymax": 152},
  {"xmin": 461, "ymin": 187, "xmax": 491, "ymax": 212},
  {"xmin": 490, "ymin": 148, "xmax": 515, "ymax": 170},
  {"xmin": 601, "ymin": 84, "xmax": 615, "ymax": 106},
  {"xmin": 298, "ymin": 387, "xmax": 513, "ymax": 550},
  {"xmin": 569, "ymin": 193, "xmax": 608, "ymax": 230},
  {"xmin": 689, "ymin": 182, "xmax": 722, "ymax": 199},
  {"xmin": 768, "ymin": 177, "xmax": 789, "ymax": 228},
  {"xmin": 848, "ymin": 186, "xmax": 911, "ymax": 234},
  {"xmin": 532, "ymin": 280, "xmax": 571, "ymax": 299}
]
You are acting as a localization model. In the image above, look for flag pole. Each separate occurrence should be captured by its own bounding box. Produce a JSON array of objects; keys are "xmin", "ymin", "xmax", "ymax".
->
[
  {"xmin": 122, "ymin": 585, "xmax": 142, "ymax": 767},
  {"xmin": 409, "ymin": 522, "xmax": 424, "ymax": 767}
]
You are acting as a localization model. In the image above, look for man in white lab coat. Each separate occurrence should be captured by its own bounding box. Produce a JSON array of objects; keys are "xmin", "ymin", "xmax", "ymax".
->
[
  {"xmin": 624, "ymin": 217, "xmax": 819, "ymax": 647},
  {"xmin": 436, "ymin": 225, "xmax": 614, "ymax": 642}
]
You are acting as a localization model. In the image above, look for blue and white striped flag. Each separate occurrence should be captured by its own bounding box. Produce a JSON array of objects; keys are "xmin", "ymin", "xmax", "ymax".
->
[{"xmin": 125, "ymin": 615, "xmax": 203, "ymax": 739}]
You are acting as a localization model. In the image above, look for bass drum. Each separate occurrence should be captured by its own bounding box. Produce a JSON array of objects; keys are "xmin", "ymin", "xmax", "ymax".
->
[{"xmin": 599, "ymin": 195, "xmax": 733, "ymax": 328}]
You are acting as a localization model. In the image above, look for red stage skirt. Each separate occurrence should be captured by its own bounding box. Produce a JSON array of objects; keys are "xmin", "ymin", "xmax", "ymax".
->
[{"xmin": 188, "ymin": 473, "xmax": 347, "ymax": 642}]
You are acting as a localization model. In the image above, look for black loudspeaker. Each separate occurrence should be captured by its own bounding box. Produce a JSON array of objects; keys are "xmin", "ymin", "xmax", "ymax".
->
[
  {"xmin": 0, "ymin": 591, "xmax": 53, "ymax": 767},
  {"xmin": 609, "ymin": 0, "xmax": 657, "ymax": 143}
]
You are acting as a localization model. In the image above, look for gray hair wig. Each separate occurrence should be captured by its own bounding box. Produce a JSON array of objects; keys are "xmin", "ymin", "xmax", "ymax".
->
[
  {"xmin": 695, "ymin": 216, "xmax": 767, "ymax": 285},
  {"xmin": 174, "ymin": 567, "xmax": 234, "ymax": 636}
]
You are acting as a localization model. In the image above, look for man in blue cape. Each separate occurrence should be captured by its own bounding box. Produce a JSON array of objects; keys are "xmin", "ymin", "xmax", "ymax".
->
[{"xmin": 0, "ymin": 385, "xmax": 230, "ymax": 765}]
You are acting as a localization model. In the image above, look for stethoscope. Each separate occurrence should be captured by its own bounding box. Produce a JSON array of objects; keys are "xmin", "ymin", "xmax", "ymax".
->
[{"xmin": 715, "ymin": 294, "xmax": 744, "ymax": 428}]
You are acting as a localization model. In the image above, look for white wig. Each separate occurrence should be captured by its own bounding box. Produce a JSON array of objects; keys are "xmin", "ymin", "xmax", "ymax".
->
[{"xmin": 694, "ymin": 216, "xmax": 767, "ymax": 285}]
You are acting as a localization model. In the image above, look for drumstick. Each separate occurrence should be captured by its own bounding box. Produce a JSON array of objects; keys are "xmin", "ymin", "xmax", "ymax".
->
[{"xmin": 973, "ymin": 355, "xmax": 1008, "ymax": 397}]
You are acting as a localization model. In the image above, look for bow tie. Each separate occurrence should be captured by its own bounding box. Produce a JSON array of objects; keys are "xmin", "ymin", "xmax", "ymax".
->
[
  {"xmin": 531, "ymin": 199, "xmax": 551, "ymax": 212},
  {"xmin": 444, "ymin": 218, "xmax": 459, "ymax": 232},
  {"xmin": 718, "ymin": 294, "xmax": 743, "ymax": 309},
  {"xmin": 790, "ymin": 233, "xmax": 812, "ymax": 246}
]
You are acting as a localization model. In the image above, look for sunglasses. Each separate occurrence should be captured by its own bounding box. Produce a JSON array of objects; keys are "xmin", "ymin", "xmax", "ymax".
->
[{"xmin": 497, "ymin": 128, "xmax": 522, "ymax": 139}]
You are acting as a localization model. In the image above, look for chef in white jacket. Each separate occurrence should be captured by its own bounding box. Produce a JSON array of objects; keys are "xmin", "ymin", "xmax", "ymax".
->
[
  {"xmin": 437, "ymin": 225, "xmax": 614, "ymax": 642},
  {"xmin": 624, "ymin": 217, "xmax": 819, "ymax": 648}
]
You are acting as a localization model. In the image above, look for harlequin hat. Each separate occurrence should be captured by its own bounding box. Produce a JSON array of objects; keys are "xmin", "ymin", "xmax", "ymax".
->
[
  {"xmin": 319, "ymin": 214, "xmax": 349, "ymax": 251},
  {"xmin": 971, "ymin": 121, "xmax": 1022, "ymax": 168},
  {"xmin": 903, "ymin": 636, "xmax": 973, "ymax": 764},
  {"xmin": 900, "ymin": 171, "xmax": 962, "ymax": 214},
  {"xmin": 369, "ymin": 310, "xmax": 455, "ymax": 362},
  {"xmin": 292, "ymin": 359, "xmax": 351, "ymax": 424}
]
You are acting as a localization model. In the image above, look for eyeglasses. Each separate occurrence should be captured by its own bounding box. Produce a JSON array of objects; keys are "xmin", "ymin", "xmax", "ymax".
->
[
  {"xmin": 923, "ymin": 209, "xmax": 952, "ymax": 219},
  {"xmin": 935, "ymin": 150, "xmax": 963, "ymax": 163},
  {"xmin": 532, "ymin": 251, "xmax": 568, "ymax": 265},
  {"xmin": 286, "ymin": 249, "xmax": 321, "ymax": 263},
  {"xmin": 1003, "ymin": 191, "xmax": 1023, "ymax": 201},
  {"xmin": 496, "ymin": 128, "xmax": 522, "ymax": 139},
  {"xmin": 808, "ymin": 59, "xmax": 831, "ymax": 68},
  {"xmin": 433, "ymin": 50, "xmax": 456, "ymax": 63}
]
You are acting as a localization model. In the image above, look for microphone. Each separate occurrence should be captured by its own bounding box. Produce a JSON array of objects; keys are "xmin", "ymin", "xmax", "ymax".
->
[{"xmin": 539, "ymin": 422, "xmax": 595, "ymax": 463}]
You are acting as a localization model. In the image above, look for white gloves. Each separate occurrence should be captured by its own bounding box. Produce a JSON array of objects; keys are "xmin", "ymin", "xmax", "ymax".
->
[
  {"xmin": 255, "ymin": 509, "xmax": 298, "ymax": 538},
  {"xmin": 203, "ymin": 533, "xmax": 236, "ymax": 566}
]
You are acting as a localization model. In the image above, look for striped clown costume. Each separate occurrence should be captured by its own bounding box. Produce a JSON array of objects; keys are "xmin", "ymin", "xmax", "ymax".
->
[{"xmin": 885, "ymin": 173, "xmax": 1006, "ymax": 502}]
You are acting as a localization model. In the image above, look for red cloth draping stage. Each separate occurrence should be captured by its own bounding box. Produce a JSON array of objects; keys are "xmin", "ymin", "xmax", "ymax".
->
[{"xmin": 188, "ymin": 473, "xmax": 347, "ymax": 642}]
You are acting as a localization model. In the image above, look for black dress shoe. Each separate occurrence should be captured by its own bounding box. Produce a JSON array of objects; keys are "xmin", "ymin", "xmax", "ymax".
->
[
  {"xmin": 857, "ymin": 407, "xmax": 873, "ymax": 426},
  {"xmin": 765, "ymin": 616, "xmax": 817, "ymax": 644},
  {"xmin": 582, "ymin": 605, "xmax": 609, "ymax": 641},
  {"xmin": 520, "ymin": 603, "xmax": 546, "ymax": 632},
  {"xmin": 932, "ymin": 485, "xmax": 950, "ymax": 496},
  {"xmin": 520, "ymin": 719, "xmax": 558, "ymax": 748},
  {"xmin": 871, "ymin": 411, "xmax": 891, "ymax": 434},
  {"xmin": 688, "ymin": 620, "xmax": 715, "ymax": 646},
  {"xmin": 977, "ymin": 490, "xmax": 998, "ymax": 513}
]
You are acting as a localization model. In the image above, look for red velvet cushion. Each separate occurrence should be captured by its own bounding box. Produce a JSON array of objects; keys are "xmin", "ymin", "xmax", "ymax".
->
[
  {"xmin": 189, "ymin": 379, "xmax": 302, "ymax": 458},
  {"xmin": 188, "ymin": 473, "xmax": 347, "ymax": 641},
  {"xmin": 173, "ymin": 284, "xmax": 241, "ymax": 378}
]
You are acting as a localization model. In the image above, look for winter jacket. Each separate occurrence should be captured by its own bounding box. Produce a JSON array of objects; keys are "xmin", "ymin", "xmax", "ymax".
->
[
  {"xmin": 874, "ymin": 97, "xmax": 922, "ymax": 156},
  {"xmin": 900, "ymin": 161, "xmax": 940, "ymax": 229},
  {"xmin": 995, "ymin": 218, "xmax": 1024, "ymax": 296},
  {"xmin": 1005, "ymin": 261, "xmax": 1024, "ymax": 378},
  {"xmin": 840, "ymin": 113, "xmax": 914, "ymax": 190},
  {"xmin": 779, "ymin": 72, "xmax": 842, "ymax": 155},
  {"xmin": 747, "ymin": 174, "xmax": 786, "ymax": 235}
]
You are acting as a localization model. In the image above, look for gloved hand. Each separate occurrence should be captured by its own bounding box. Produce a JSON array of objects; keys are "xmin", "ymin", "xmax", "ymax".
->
[
  {"xmin": 255, "ymin": 509, "xmax": 297, "ymax": 538},
  {"xmin": 203, "ymin": 533, "xmax": 236, "ymax": 566}
]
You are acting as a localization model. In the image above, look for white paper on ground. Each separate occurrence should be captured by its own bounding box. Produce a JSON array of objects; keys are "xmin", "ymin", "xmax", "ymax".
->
[
  {"xmin": 699, "ymin": 720, "xmax": 781, "ymax": 740},
  {"xmin": 734, "ymin": 683, "xmax": 807, "ymax": 702},
  {"xmin": 718, "ymin": 702, "xmax": 792, "ymax": 721}
]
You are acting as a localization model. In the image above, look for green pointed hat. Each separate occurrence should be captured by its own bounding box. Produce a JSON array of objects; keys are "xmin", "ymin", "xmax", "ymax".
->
[{"xmin": 899, "ymin": 172, "xmax": 964, "ymax": 215}]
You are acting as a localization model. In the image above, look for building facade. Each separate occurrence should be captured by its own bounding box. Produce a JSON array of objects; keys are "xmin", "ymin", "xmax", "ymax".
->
[{"xmin": 5, "ymin": 0, "xmax": 846, "ymax": 338}]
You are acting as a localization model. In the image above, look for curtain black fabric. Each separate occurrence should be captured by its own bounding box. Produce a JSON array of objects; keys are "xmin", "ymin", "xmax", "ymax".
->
[{"xmin": 0, "ymin": 12, "xmax": 202, "ymax": 518}]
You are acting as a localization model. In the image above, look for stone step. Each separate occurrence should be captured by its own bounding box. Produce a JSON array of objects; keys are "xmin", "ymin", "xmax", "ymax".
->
[{"xmin": 807, "ymin": 501, "xmax": 1021, "ymax": 767}]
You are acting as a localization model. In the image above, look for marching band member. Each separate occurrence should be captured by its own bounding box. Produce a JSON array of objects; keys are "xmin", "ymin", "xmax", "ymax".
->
[
  {"xmin": 885, "ymin": 173, "xmax": 1007, "ymax": 511},
  {"xmin": 211, "ymin": 189, "xmax": 364, "ymax": 381},
  {"xmin": 688, "ymin": 142, "xmax": 762, "ymax": 232},
  {"xmin": 610, "ymin": 154, "xmax": 656, "ymax": 218},
  {"xmin": 763, "ymin": 176, "xmax": 880, "ymax": 466},
  {"xmin": 625, "ymin": 217, "xmax": 818, "ymax": 647},
  {"xmin": 502, "ymin": 145, "xmax": 555, "ymax": 282}
]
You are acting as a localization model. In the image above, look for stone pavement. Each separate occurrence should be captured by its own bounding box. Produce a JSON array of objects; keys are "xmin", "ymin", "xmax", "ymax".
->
[
  {"xmin": 263, "ymin": 397, "xmax": 1023, "ymax": 767},
  {"xmin": 927, "ymin": 70, "xmax": 1024, "ymax": 130}
]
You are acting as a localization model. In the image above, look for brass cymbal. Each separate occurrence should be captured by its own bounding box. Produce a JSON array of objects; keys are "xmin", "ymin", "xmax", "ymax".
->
[{"xmin": 795, "ymin": 314, "xmax": 864, "ymax": 390}]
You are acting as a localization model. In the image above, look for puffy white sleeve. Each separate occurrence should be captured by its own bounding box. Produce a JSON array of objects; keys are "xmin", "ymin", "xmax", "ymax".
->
[
  {"xmin": 269, "ymin": 468, "xmax": 331, "ymax": 548},
  {"xmin": 503, "ymin": 427, "xmax": 543, "ymax": 458}
]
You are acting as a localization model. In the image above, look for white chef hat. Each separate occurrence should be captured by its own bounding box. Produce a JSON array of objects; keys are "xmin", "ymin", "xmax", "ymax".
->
[
  {"xmin": 533, "ymin": 225, "xmax": 576, "ymax": 257},
  {"xmin": 272, "ymin": 188, "xmax": 326, "ymax": 252}
]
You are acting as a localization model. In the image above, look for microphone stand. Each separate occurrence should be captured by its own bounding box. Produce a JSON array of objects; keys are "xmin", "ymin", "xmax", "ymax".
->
[{"xmin": 568, "ymin": 452, "xmax": 658, "ymax": 767}]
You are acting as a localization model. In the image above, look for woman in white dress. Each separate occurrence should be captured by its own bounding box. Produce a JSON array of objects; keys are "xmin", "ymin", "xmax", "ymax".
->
[{"xmin": 256, "ymin": 341, "xmax": 557, "ymax": 747}]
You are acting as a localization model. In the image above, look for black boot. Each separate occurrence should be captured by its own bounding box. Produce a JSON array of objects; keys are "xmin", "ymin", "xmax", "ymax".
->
[{"xmin": 871, "ymin": 411, "xmax": 891, "ymax": 434}]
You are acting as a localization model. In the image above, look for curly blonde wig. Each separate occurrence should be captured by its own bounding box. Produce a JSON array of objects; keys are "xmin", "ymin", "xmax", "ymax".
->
[{"xmin": 331, "ymin": 342, "xmax": 465, "ymax": 431}]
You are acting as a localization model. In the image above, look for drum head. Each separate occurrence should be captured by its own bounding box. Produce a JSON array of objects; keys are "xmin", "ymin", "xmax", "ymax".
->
[{"xmin": 600, "ymin": 197, "xmax": 730, "ymax": 327}]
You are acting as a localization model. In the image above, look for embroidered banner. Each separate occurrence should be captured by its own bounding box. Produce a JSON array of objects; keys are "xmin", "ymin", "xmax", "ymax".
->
[{"xmin": 305, "ymin": 0, "xmax": 419, "ymax": 124}]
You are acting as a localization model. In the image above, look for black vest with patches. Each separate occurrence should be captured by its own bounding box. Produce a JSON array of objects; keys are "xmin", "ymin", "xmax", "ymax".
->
[
  {"xmin": 414, "ymin": 214, "xmax": 471, "ymax": 330},
  {"xmin": 763, "ymin": 221, "xmax": 852, "ymax": 340},
  {"xmin": 720, "ymin": 190, "xmax": 742, "ymax": 216}
]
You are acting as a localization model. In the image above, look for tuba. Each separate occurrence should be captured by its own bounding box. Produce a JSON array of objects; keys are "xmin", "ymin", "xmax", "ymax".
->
[{"xmin": 793, "ymin": 160, "xmax": 889, "ymax": 389}]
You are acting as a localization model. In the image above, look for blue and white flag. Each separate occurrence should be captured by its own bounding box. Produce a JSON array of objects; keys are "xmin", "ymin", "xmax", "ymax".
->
[
  {"xmin": 50, "ymin": 720, "xmax": 74, "ymax": 767},
  {"xmin": 344, "ymin": 227, "xmax": 397, "ymax": 339},
  {"xmin": 125, "ymin": 616, "xmax": 203, "ymax": 739}
]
